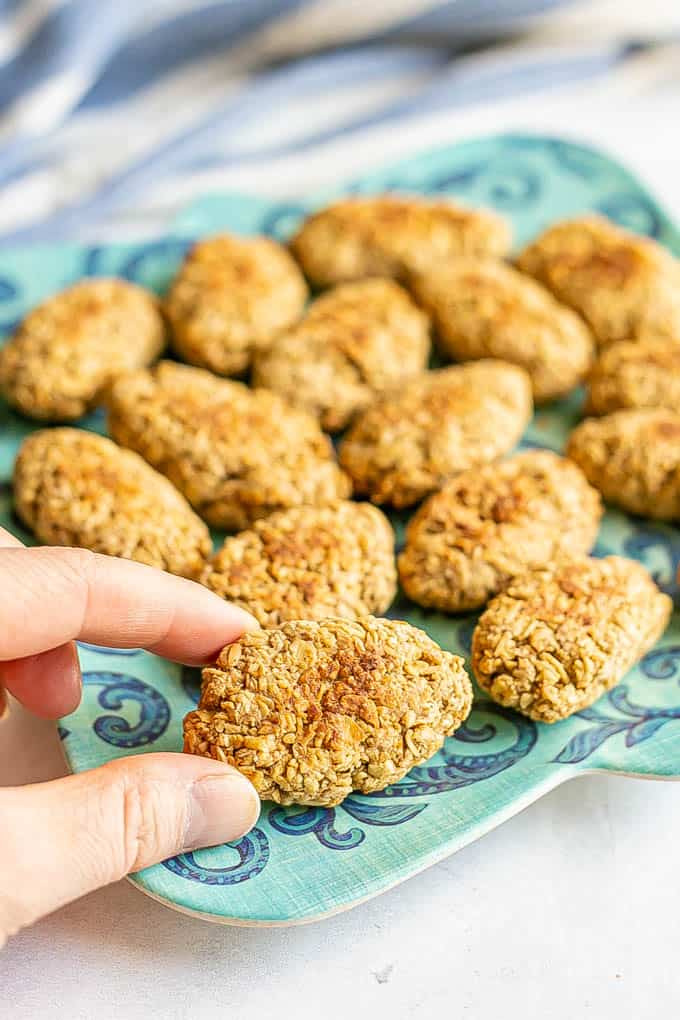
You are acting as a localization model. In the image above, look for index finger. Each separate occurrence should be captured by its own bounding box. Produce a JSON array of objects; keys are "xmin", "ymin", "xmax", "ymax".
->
[{"xmin": 0, "ymin": 546, "xmax": 257, "ymax": 665}]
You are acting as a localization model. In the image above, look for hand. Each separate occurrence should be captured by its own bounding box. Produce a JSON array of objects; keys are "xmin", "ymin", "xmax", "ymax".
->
[{"xmin": 0, "ymin": 527, "xmax": 260, "ymax": 946}]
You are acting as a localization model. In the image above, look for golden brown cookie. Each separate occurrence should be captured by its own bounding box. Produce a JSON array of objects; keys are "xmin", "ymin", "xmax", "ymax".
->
[
  {"xmin": 165, "ymin": 233, "xmax": 308, "ymax": 376},
  {"xmin": 338, "ymin": 360, "xmax": 532, "ymax": 507},
  {"xmin": 410, "ymin": 257, "xmax": 594, "ymax": 402},
  {"xmin": 0, "ymin": 279, "xmax": 165, "ymax": 421},
  {"xmin": 202, "ymin": 501, "xmax": 396, "ymax": 627},
  {"xmin": 398, "ymin": 451, "xmax": 602, "ymax": 612},
  {"xmin": 567, "ymin": 408, "xmax": 680, "ymax": 520},
  {"xmin": 290, "ymin": 194, "xmax": 511, "ymax": 287},
  {"xmin": 517, "ymin": 215, "xmax": 680, "ymax": 348},
  {"xmin": 472, "ymin": 556, "xmax": 671, "ymax": 723},
  {"xmin": 184, "ymin": 616, "xmax": 472, "ymax": 806},
  {"xmin": 107, "ymin": 361, "xmax": 350, "ymax": 530},
  {"xmin": 585, "ymin": 336, "xmax": 680, "ymax": 415},
  {"xmin": 252, "ymin": 278, "xmax": 430, "ymax": 431},
  {"xmin": 13, "ymin": 428, "xmax": 211, "ymax": 578}
]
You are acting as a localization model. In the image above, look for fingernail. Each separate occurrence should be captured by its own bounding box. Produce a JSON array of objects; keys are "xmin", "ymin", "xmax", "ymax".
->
[
  {"xmin": 226, "ymin": 605, "xmax": 260, "ymax": 632},
  {"xmin": 184, "ymin": 769, "xmax": 260, "ymax": 850}
]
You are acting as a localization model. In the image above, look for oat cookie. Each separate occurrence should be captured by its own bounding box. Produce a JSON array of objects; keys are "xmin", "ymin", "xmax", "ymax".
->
[
  {"xmin": 14, "ymin": 428, "xmax": 211, "ymax": 578},
  {"xmin": 472, "ymin": 556, "xmax": 671, "ymax": 723},
  {"xmin": 165, "ymin": 233, "xmax": 308, "ymax": 376},
  {"xmin": 585, "ymin": 336, "xmax": 680, "ymax": 415},
  {"xmin": 290, "ymin": 194, "xmax": 511, "ymax": 287},
  {"xmin": 517, "ymin": 215, "xmax": 680, "ymax": 348},
  {"xmin": 184, "ymin": 616, "xmax": 472, "ymax": 806},
  {"xmin": 108, "ymin": 361, "xmax": 350, "ymax": 530},
  {"xmin": 410, "ymin": 257, "xmax": 594, "ymax": 402},
  {"xmin": 398, "ymin": 451, "xmax": 602, "ymax": 612},
  {"xmin": 252, "ymin": 278, "xmax": 430, "ymax": 431},
  {"xmin": 567, "ymin": 408, "xmax": 680, "ymax": 519},
  {"xmin": 202, "ymin": 501, "xmax": 396, "ymax": 627},
  {"xmin": 338, "ymin": 360, "xmax": 532, "ymax": 507},
  {"xmin": 0, "ymin": 279, "xmax": 165, "ymax": 421}
]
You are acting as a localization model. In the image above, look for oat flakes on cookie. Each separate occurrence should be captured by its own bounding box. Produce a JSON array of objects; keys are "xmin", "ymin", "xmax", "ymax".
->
[
  {"xmin": 585, "ymin": 336, "xmax": 680, "ymax": 415},
  {"xmin": 517, "ymin": 215, "xmax": 680, "ymax": 348},
  {"xmin": 252, "ymin": 278, "xmax": 430, "ymax": 431},
  {"xmin": 202, "ymin": 501, "xmax": 396, "ymax": 627},
  {"xmin": 14, "ymin": 429, "xmax": 211, "ymax": 578},
  {"xmin": 0, "ymin": 279, "xmax": 165, "ymax": 421},
  {"xmin": 398, "ymin": 451, "xmax": 602, "ymax": 613},
  {"xmin": 567, "ymin": 408, "xmax": 680, "ymax": 520},
  {"xmin": 107, "ymin": 361, "xmax": 350, "ymax": 531},
  {"xmin": 184, "ymin": 616, "xmax": 472, "ymax": 806},
  {"xmin": 410, "ymin": 257, "xmax": 594, "ymax": 402},
  {"xmin": 338, "ymin": 360, "xmax": 532, "ymax": 507},
  {"xmin": 165, "ymin": 233, "xmax": 308, "ymax": 376},
  {"xmin": 290, "ymin": 194, "xmax": 511, "ymax": 287},
  {"xmin": 472, "ymin": 556, "xmax": 671, "ymax": 723}
]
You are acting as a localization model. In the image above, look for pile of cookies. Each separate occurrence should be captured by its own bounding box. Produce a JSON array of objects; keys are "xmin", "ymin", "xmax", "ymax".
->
[{"xmin": 2, "ymin": 194, "xmax": 677, "ymax": 806}]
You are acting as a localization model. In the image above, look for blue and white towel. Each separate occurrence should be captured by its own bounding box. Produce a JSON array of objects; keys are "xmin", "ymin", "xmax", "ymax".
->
[{"xmin": 0, "ymin": 0, "xmax": 678, "ymax": 242}]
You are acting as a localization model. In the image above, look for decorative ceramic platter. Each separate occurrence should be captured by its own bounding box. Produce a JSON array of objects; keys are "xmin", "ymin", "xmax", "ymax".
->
[{"xmin": 1, "ymin": 134, "xmax": 679, "ymax": 926}]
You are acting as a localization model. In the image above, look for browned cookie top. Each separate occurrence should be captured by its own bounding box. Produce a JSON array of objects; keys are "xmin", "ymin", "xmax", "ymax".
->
[
  {"xmin": 0, "ymin": 278, "xmax": 165, "ymax": 421},
  {"xmin": 517, "ymin": 215, "xmax": 680, "ymax": 348},
  {"xmin": 253, "ymin": 278, "xmax": 430, "ymax": 431},
  {"xmin": 108, "ymin": 360, "xmax": 350, "ymax": 530},
  {"xmin": 399, "ymin": 450, "xmax": 602, "ymax": 612},
  {"xmin": 165, "ymin": 233, "xmax": 308, "ymax": 376},
  {"xmin": 472, "ymin": 556, "xmax": 671, "ymax": 723},
  {"xmin": 290, "ymin": 194, "xmax": 511, "ymax": 287},
  {"xmin": 184, "ymin": 617, "xmax": 472, "ymax": 806},
  {"xmin": 202, "ymin": 501, "xmax": 396, "ymax": 627},
  {"xmin": 410, "ymin": 256, "xmax": 594, "ymax": 402},
  {"xmin": 338, "ymin": 360, "xmax": 532, "ymax": 507},
  {"xmin": 14, "ymin": 428, "xmax": 211, "ymax": 578}
]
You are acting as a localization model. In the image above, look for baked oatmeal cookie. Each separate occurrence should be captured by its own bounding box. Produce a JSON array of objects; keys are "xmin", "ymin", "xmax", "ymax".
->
[
  {"xmin": 107, "ymin": 361, "xmax": 350, "ymax": 530},
  {"xmin": 471, "ymin": 556, "xmax": 671, "ymax": 722},
  {"xmin": 165, "ymin": 233, "xmax": 308, "ymax": 376},
  {"xmin": 410, "ymin": 257, "xmax": 594, "ymax": 402},
  {"xmin": 290, "ymin": 194, "xmax": 512, "ymax": 287},
  {"xmin": 398, "ymin": 451, "xmax": 602, "ymax": 612},
  {"xmin": 585, "ymin": 336, "xmax": 680, "ymax": 415},
  {"xmin": 252, "ymin": 278, "xmax": 430, "ymax": 431},
  {"xmin": 516, "ymin": 215, "xmax": 680, "ymax": 348},
  {"xmin": 14, "ymin": 428, "xmax": 210, "ymax": 578},
  {"xmin": 338, "ymin": 360, "xmax": 532, "ymax": 507},
  {"xmin": 184, "ymin": 616, "xmax": 472, "ymax": 806},
  {"xmin": 567, "ymin": 408, "xmax": 680, "ymax": 519},
  {"xmin": 202, "ymin": 501, "xmax": 396, "ymax": 627},
  {"xmin": 0, "ymin": 278, "xmax": 165, "ymax": 421}
]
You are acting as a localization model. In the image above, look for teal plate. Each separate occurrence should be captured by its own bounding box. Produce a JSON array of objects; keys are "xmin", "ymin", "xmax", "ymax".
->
[{"xmin": 2, "ymin": 133, "xmax": 680, "ymax": 926}]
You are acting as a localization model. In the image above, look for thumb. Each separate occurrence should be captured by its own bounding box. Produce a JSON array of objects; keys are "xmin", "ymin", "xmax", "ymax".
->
[{"xmin": 0, "ymin": 753, "xmax": 260, "ymax": 944}]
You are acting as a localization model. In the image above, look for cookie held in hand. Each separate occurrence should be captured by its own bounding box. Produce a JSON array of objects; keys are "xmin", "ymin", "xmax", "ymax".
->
[{"xmin": 184, "ymin": 617, "xmax": 472, "ymax": 806}]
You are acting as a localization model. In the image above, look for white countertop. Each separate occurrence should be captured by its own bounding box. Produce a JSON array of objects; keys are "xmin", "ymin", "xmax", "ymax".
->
[{"xmin": 3, "ymin": 84, "xmax": 680, "ymax": 1017}]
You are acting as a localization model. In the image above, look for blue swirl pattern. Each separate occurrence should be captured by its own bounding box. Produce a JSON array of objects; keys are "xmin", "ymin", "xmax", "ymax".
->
[
  {"xmin": 163, "ymin": 828, "xmax": 270, "ymax": 885},
  {"xmin": 641, "ymin": 646, "xmax": 680, "ymax": 683},
  {"xmin": 82, "ymin": 671, "xmax": 170, "ymax": 748},
  {"xmin": 376, "ymin": 703, "xmax": 537, "ymax": 798},
  {"xmin": 554, "ymin": 685, "xmax": 680, "ymax": 764}
]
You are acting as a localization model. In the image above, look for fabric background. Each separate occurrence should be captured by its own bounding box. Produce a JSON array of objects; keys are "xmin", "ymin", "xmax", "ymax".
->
[{"xmin": 0, "ymin": 0, "xmax": 678, "ymax": 242}]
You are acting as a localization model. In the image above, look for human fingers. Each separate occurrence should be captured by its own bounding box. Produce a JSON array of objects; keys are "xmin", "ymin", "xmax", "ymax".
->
[{"xmin": 0, "ymin": 752, "xmax": 260, "ymax": 947}]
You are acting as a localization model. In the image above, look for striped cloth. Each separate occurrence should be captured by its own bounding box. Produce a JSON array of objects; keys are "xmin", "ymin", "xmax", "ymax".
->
[{"xmin": 0, "ymin": 0, "xmax": 678, "ymax": 243}]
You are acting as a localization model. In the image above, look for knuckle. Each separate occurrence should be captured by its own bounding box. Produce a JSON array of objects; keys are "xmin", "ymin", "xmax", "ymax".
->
[{"xmin": 118, "ymin": 771, "xmax": 186, "ymax": 876}]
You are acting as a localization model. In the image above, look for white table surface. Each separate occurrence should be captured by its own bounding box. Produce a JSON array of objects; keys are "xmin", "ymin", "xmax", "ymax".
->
[{"xmin": 3, "ymin": 80, "xmax": 680, "ymax": 1017}]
